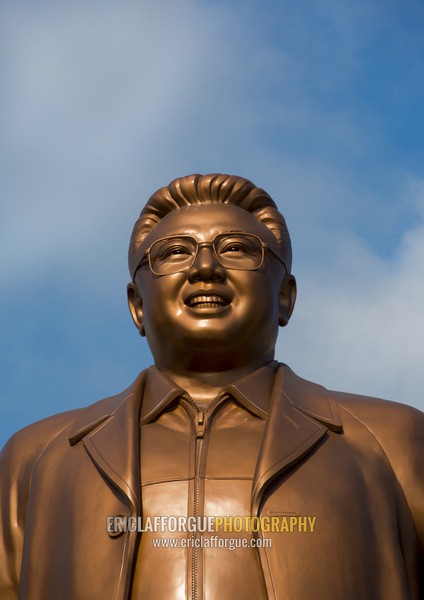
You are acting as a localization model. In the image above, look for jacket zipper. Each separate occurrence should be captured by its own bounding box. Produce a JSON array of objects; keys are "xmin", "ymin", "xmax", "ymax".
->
[
  {"xmin": 183, "ymin": 395, "xmax": 223, "ymax": 600},
  {"xmin": 193, "ymin": 411, "xmax": 205, "ymax": 600}
]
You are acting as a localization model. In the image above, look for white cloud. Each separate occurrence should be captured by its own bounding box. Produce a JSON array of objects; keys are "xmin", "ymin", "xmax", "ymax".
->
[
  {"xmin": 1, "ymin": 0, "xmax": 284, "ymax": 284},
  {"xmin": 278, "ymin": 176, "xmax": 424, "ymax": 411},
  {"xmin": 1, "ymin": 0, "xmax": 386, "ymax": 289},
  {"xmin": 1, "ymin": 0, "xmax": 423, "ymax": 447}
]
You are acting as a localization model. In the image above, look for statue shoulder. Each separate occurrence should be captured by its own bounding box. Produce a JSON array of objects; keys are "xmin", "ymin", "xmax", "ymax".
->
[
  {"xmin": 0, "ymin": 408, "xmax": 83, "ymax": 475},
  {"xmin": 331, "ymin": 389, "xmax": 424, "ymax": 544},
  {"xmin": 332, "ymin": 389, "xmax": 424, "ymax": 440},
  {"xmin": 0, "ymin": 369, "xmax": 147, "ymax": 466},
  {"xmin": 330, "ymin": 389, "xmax": 424, "ymax": 461}
]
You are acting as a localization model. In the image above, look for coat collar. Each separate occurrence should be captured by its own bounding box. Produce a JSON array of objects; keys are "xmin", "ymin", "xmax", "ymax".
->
[
  {"xmin": 251, "ymin": 364, "xmax": 342, "ymax": 514},
  {"xmin": 280, "ymin": 364, "xmax": 343, "ymax": 432},
  {"xmin": 68, "ymin": 370, "xmax": 147, "ymax": 514},
  {"xmin": 68, "ymin": 364, "xmax": 342, "ymax": 516}
]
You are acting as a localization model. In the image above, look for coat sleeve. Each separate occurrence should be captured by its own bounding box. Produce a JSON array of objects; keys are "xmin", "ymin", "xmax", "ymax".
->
[
  {"xmin": 379, "ymin": 404, "xmax": 424, "ymax": 569},
  {"xmin": 0, "ymin": 413, "xmax": 77, "ymax": 599},
  {"xmin": 338, "ymin": 395, "xmax": 424, "ymax": 595},
  {"xmin": 0, "ymin": 429, "xmax": 37, "ymax": 600},
  {"xmin": 371, "ymin": 402, "xmax": 424, "ymax": 597},
  {"xmin": 364, "ymin": 403, "xmax": 423, "ymax": 545}
]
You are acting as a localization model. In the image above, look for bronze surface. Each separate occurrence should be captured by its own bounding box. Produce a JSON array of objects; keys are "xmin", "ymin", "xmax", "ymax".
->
[{"xmin": 0, "ymin": 173, "xmax": 422, "ymax": 599}]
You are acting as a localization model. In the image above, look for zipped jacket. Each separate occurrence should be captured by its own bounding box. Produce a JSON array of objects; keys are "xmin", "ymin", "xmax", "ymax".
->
[{"xmin": 0, "ymin": 364, "xmax": 423, "ymax": 599}]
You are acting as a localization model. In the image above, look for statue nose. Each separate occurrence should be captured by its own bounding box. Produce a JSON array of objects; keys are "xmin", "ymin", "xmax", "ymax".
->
[{"xmin": 188, "ymin": 246, "xmax": 225, "ymax": 282}]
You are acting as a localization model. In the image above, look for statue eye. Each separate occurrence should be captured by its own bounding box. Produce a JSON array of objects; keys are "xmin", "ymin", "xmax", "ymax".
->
[
  {"xmin": 165, "ymin": 246, "xmax": 191, "ymax": 257},
  {"xmin": 222, "ymin": 243, "xmax": 246, "ymax": 253},
  {"xmin": 169, "ymin": 246, "xmax": 190, "ymax": 255},
  {"xmin": 155, "ymin": 242, "xmax": 194, "ymax": 261},
  {"xmin": 219, "ymin": 237, "xmax": 255, "ymax": 256}
]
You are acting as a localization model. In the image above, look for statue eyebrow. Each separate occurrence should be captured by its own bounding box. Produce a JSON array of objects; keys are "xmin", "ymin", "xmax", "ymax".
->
[{"xmin": 169, "ymin": 229, "xmax": 245, "ymax": 236}]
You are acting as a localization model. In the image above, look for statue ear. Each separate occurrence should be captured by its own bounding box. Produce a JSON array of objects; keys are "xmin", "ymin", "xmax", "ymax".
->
[
  {"xmin": 278, "ymin": 274, "xmax": 297, "ymax": 327},
  {"xmin": 127, "ymin": 283, "xmax": 145, "ymax": 336}
]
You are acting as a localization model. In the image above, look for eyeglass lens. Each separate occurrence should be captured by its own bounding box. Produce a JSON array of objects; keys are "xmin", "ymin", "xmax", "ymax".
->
[{"xmin": 150, "ymin": 234, "xmax": 264, "ymax": 275}]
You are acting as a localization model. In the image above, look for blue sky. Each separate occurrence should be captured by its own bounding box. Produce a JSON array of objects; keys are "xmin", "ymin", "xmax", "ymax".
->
[{"xmin": 1, "ymin": 0, "xmax": 424, "ymax": 448}]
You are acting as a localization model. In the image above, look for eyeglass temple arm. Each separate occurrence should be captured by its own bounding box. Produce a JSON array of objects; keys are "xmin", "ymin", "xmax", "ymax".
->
[
  {"xmin": 132, "ymin": 251, "xmax": 150, "ymax": 282},
  {"xmin": 265, "ymin": 245, "xmax": 288, "ymax": 274}
]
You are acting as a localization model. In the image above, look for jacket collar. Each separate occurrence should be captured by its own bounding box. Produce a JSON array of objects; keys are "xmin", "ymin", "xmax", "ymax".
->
[
  {"xmin": 140, "ymin": 362, "xmax": 278, "ymax": 423},
  {"xmin": 68, "ymin": 364, "xmax": 343, "ymax": 516}
]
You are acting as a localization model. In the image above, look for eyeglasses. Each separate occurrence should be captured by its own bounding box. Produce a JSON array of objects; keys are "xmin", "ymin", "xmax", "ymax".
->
[{"xmin": 133, "ymin": 232, "xmax": 287, "ymax": 278}]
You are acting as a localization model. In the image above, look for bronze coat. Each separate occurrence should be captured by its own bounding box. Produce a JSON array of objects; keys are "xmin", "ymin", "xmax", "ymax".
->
[{"xmin": 1, "ymin": 364, "xmax": 423, "ymax": 599}]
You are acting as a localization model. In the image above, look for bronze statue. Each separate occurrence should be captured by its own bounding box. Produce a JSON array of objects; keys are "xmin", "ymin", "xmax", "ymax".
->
[{"xmin": 0, "ymin": 174, "xmax": 423, "ymax": 599}]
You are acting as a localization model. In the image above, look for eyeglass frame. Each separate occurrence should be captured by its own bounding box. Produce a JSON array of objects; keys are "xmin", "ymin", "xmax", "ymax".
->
[{"xmin": 132, "ymin": 232, "xmax": 288, "ymax": 280}]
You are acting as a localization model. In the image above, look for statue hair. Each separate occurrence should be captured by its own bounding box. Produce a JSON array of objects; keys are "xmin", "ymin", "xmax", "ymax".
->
[{"xmin": 128, "ymin": 173, "xmax": 292, "ymax": 278}]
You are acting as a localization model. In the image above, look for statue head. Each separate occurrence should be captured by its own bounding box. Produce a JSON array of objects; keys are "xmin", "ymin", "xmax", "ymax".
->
[
  {"xmin": 128, "ymin": 174, "xmax": 293, "ymax": 279},
  {"xmin": 127, "ymin": 174, "xmax": 296, "ymax": 373}
]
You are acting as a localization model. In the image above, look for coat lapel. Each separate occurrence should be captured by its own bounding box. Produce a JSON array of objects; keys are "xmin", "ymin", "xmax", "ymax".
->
[
  {"xmin": 251, "ymin": 364, "xmax": 343, "ymax": 514},
  {"xmin": 68, "ymin": 371, "xmax": 147, "ymax": 515}
]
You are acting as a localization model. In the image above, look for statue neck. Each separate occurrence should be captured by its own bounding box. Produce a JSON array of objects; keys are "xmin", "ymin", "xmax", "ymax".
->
[{"xmin": 157, "ymin": 360, "xmax": 272, "ymax": 410}]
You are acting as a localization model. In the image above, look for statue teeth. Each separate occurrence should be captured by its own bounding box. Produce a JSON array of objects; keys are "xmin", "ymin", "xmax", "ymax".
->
[{"xmin": 190, "ymin": 295, "xmax": 226, "ymax": 307}]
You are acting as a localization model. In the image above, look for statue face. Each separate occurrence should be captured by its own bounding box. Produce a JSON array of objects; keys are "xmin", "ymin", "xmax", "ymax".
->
[{"xmin": 128, "ymin": 203, "xmax": 296, "ymax": 372}]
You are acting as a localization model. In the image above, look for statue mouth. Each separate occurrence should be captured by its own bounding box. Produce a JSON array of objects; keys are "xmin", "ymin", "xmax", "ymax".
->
[{"xmin": 185, "ymin": 293, "xmax": 231, "ymax": 309}]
